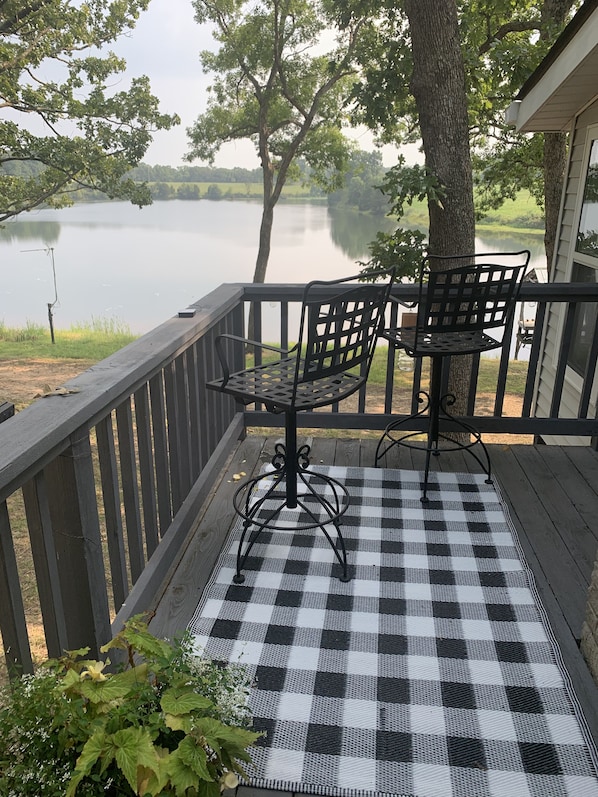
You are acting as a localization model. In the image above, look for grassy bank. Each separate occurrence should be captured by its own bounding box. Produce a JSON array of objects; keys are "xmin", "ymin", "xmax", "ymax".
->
[
  {"xmin": 397, "ymin": 189, "xmax": 544, "ymax": 233},
  {"xmin": 0, "ymin": 318, "xmax": 137, "ymax": 360},
  {"xmin": 0, "ymin": 322, "xmax": 528, "ymax": 412},
  {"xmin": 151, "ymin": 185, "xmax": 545, "ymax": 232}
]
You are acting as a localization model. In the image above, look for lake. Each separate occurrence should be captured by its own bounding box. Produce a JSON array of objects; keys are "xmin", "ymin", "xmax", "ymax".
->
[{"xmin": 0, "ymin": 199, "xmax": 545, "ymax": 337}]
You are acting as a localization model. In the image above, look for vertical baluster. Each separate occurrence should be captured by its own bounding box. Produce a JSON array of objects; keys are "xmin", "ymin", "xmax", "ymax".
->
[
  {"xmin": 551, "ymin": 301, "xmax": 577, "ymax": 417},
  {"xmin": 280, "ymin": 300, "xmax": 289, "ymax": 351},
  {"xmin": 196, "ymin": 334, "xmax": 212, "ymax": 473},
  {"xmin": 164, "ymin": 362, "xmax": 181, "ymax": 514},
  {"xmin": 522, "ymin": 301, "xmax": 547, "ymax": 418},
  {"xmin": 468, "ymin": 353, "xmax": 481, "ymax": 415},
  {"xmin": 579, "ymin": 311, "xmax": 598, "ymax": 418},
  {"xmin": 187, "ymin": 343, "xmax": 201, "ymax": 481},
  {"xmin": 116, "ymin": 399, "xmax": 144, "ymax": 582},
  {"xmin": 0, "ymin": 499, "xmax": 33, "ymax": 676},
  {"xmin": 96, "ymin": 415, "xmax": 129, "ymax": 611},
  {"xmin": 22, "ymin": 473, "xmax": 69, "ymax": 658},
  {"xmin": 174, "ymin": 354, "xmax": 192, "ymax": 499},
  {"xmin": 384, "ymin": 298, "xmax": 399, "ymax": 415},
  {"xmin": 134, "ymin": 385, "xmax": 159, "ymax": 558},
  {"xmin": 494, "ymin": 312, "xmax": 515, "ymax": 416},
  {"xmin": 149, "ymin": 372, "xmax": 172, "ymax": 536}
]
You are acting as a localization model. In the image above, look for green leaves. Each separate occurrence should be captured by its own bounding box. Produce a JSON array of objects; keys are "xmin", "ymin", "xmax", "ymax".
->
[
  {"xmin": 168, "ymin": 737, "xmax": 213, "ymax": 787},
  {"xmin": 0, "ymin": 617, "xmax": 260, "ymax": 796},
  {"xmin": 0, "ymin": 0, "xmax": 179, "ymax": 222},
  {"xmin": 361, "ymin": 227, "xmax": 426, "ymax": 281},
  {"xmin": 187, "ymin": 0, "xmax": 364, "ymax": 198},
  {"xmin": 187, "ymin": 0, "xmax": 371, "ymax": 283},
  {"xmin": 161, "ymin": 687, "xmax": 214, "ymax": 716},
  {"xmin": 66, "ymin": 727, "xmax": 159, "ymax": 796}
]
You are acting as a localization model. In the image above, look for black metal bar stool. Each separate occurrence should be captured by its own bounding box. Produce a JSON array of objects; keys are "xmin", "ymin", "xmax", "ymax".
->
[
  {"xmin": 375, "ymin": 251, "xmax": 530, "ymax": 502},
  {"xmin": 208, "ymin": 269, "xmax": 395, "ymax": 583}
]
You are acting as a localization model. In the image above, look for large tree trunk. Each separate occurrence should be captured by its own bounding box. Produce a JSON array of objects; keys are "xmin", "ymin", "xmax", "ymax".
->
[
  {"xmin": 543, "ymin": 131, "xmax": 567, "ymax": 272},
  {"xmin": 405, "ymin": 0, "xmax": 475, "ymax": 258},
  {"xmin": 248, "ymin": 135, "xmax": 276, "ymax": 340},
  {"xmin": 405, "ymin": 0, "xmax": 476, "ymax": 424},
  {"xmin": 247, "ymin": 199, "xmax": 275, "ymax": 340},
  {"xmin": 253, "ymin": 200, "xmax": 275, "ymax": 285}
]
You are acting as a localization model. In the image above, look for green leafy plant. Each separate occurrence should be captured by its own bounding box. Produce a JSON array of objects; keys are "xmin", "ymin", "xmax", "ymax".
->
[{"xmin": 0, "ymin": 616, "xmax": 261, "ymax": 796}]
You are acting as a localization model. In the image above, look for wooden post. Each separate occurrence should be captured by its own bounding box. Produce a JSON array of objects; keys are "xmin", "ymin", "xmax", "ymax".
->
[
  {"xmin": 0, "ymin": 501, "xmax": 33, "ymax": 676},
  {"xmin": 22, "ymin": 472, "xmax": 69, "ymax": 658}
]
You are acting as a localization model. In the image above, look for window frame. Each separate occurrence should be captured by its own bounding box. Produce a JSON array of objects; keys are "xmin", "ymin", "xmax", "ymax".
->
[{"xmin": 563, "ymin": 124, "xmax": 598, "ymax": 390}]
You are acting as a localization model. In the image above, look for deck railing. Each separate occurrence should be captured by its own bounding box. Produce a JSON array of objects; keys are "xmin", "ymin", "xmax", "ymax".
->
[{"xmin": 1, "ymin": 280, "xmax": 597, "ymax": 677}]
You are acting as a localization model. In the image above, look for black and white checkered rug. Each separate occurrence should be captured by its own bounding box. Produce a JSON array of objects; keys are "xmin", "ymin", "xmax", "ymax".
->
[{"xmin": 188, "ymin": 467, "xmax": 598, "ymax": 797}]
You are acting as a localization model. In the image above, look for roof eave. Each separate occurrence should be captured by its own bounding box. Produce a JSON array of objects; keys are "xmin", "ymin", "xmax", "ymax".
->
[{"xmin": 511, "ymin": 2, "xmax": 598, "ymax": 133}]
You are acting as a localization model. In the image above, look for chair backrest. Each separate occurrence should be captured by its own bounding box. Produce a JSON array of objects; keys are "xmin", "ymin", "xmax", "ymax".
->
[
  {"xmin": 417, "ymin": 250, "xmax": 531, "ymax": 336},
  {"xmin": 297, "ymin": 269, "xmax": 395, "ymax": 385}
]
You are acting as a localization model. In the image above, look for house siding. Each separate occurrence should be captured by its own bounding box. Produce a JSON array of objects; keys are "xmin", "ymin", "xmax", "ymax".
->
[{"xmin": 534, "ymin": 99, "xmax": 598, "ymax": 445}]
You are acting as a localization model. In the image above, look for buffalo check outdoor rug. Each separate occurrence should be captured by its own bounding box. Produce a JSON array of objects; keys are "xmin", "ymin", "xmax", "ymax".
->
[{"xmin": 188, "ymin": 466, "xmax": 598, "ymax": 797}]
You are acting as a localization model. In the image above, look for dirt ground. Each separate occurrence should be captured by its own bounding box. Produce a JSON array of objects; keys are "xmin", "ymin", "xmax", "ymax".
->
[
  {"xmin": 0, "ymin": 357, "xmax": 530, "ymax": 446},
  {"xmin": 0, "ymin": 358, "xmax": 96, "ymax": 411}
]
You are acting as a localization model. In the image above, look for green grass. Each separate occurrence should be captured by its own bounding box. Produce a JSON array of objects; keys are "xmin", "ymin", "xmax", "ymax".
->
[
  {"xmin": 248, "ymin": 345, "xmax": 527, "ymax": 397},
  {"xmin": 394, "ymin": 189, "xmax": 545, "ymax": 233},
  {"xmin": 0, "ymin": 318, "xmax": 137, "ymax": 360},
  {"xmin": 476, "ymin": 189, "xmax": 544, "ymax": 230},
  {"xmin": 367, "ymin": 347, "xmax": 527, "ymax": 394}
]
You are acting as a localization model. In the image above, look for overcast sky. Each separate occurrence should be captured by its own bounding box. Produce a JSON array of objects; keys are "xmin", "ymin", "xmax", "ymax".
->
[{"xmin": 116, "ymin": 0, "xmax": 415, "ymax": 170}]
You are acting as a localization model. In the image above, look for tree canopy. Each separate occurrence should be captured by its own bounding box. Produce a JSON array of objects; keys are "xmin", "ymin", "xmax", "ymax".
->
[
  {"xmin": 338, "ymin": 0, "xmax": 579, "ymax": 273},
  {"xmin": 186, "ymin": 0, "xmax": 367, "ymax": 284},
  {"xmin": 0, "ymin": 0, "xmax": 179, "ymax": 223}
]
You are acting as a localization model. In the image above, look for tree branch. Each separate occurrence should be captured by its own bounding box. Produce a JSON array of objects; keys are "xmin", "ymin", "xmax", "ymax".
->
[
  {"xmin": 0, "ymin": 0, "xmax": 50, "ymax": 35},
  {"xmin": 478, "ymin": 19, "xmax": 541, "ymax": 56}
]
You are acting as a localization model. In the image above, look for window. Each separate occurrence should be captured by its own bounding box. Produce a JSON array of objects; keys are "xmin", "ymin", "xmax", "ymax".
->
[
  {"xmin": 567, "ymin": 136, "xmax": 598, "ymax": 376},
  {"xmin": 568, "ymin": 262, "xmax": 597, "ymax": 376},
  {"xmin": 576, "ymin": 139, "xmax": 598, "ymax": 257}
]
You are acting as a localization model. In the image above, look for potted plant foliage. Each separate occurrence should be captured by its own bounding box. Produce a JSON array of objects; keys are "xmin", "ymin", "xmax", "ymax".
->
[{"xmin": 0, "ymin": 616, "xmax": 261, "ymax": 796}]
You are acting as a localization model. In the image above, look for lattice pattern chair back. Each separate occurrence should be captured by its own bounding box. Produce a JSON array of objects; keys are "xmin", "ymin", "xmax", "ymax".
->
[
  {"xmin": 375, "ymin": 249, "xmax": 530, "ymax": 502},
  {"xmin": 300, "ymin": 281, "xmax": 391, "ymax": 384},
  {"xmin": 420, "ymin": 259, "xmax": 529, "ymax": 337}
]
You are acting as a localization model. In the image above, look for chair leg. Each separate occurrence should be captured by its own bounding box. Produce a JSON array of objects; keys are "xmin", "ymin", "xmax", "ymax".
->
[
  {"xmin": 375, "ymin": 393, "xmax": 430, "ymax": 466},
  {"xmin": 421, "ymin": 355, "xmax": 443, "ymax": 503},
  {"xmin": 376, "ymin": 356, "xmax": 493, "ymax": 501},
  {"xmin": 231, "ymin": 412, "xmax": 351, "ymax": 584}
]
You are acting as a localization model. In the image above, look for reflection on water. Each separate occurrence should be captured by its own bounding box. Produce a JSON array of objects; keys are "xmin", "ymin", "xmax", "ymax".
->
[
  {"xmin": 0, "ymin": 220, "xmax": 60, "ymax": 246},
  {"xmin": 0, "ymin": 200, "xmax": 546, "ymax": 337},
  {"xmin": 328, "ymin": 207, "xmax": 395, "ymax": 260}
]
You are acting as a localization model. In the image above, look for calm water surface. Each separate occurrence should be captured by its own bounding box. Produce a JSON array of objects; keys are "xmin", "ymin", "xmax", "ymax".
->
[{"xmin": 0, "ymin": 199, "xmax": 544, "ymax": 336}]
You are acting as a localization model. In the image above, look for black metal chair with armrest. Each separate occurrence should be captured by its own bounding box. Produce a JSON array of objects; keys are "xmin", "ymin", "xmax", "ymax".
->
[
  {"xmin": 208, "ymin": 269, "xmax": 395, "ymax": 584},
  {"xmin": 375, "ymin": 250, "xmax": 530, "ymax": 502}
]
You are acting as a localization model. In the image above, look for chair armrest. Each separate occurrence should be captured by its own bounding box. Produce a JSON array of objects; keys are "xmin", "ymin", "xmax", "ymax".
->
[
  {"xmin": 213, "ymin": 333, "xmax": 295, "ymax": 388},
  {"xmin": 389, "ymin": 294, "xmax": 418, "ymax": 311}
]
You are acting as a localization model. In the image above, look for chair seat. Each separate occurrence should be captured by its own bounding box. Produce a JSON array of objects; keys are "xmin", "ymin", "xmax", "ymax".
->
[
  {"xmin": 383, "ymin": 326, "xmax": 502, "ymax": 356},
  {"xmin": 208, "ymin": 356, "xmax": 362, "ymax": 412}
]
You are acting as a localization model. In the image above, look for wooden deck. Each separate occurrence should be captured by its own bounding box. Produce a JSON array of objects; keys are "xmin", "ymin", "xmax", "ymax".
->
[{"xmin": 150, "ymin": 435, "xmax": 598, "ymax": 796}]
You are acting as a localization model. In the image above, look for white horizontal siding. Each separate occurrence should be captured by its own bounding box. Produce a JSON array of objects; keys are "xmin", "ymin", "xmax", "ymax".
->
[{"xmin": 534, "ymin": 100, "xmax": 598, "ymax": 445}]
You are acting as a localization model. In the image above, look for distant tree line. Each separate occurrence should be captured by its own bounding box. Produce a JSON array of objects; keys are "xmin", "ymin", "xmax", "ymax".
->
[
  {"xmin": 126, "ymin": 164, "xmax": 263, "ymax": 183},
  {"xmin": 127, "ymin": 153, "xmax": 390, "ymax": 215},
  {"xmin": 2, "ymin": 151, "xmax": 390, "ymax": 213}
]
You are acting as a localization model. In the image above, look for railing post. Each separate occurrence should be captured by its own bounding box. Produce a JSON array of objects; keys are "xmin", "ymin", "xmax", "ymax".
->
[
  {"xmin": 0, "ymin": 501, "xmax": 33, "ymax": 676},
  {"xmin": 44, "ymin": 427, "xmax": 112, "ymax": 657}
]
